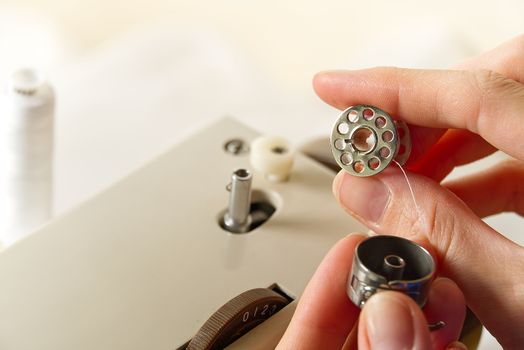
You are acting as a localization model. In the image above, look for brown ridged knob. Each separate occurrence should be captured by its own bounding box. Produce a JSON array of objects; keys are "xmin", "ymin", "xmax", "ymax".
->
[{"xmin": 187, "ymin": 288, "xmax": 289, "ymax": 350}]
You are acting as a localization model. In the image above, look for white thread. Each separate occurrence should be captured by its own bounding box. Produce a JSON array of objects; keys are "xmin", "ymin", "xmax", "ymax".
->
[{"xmin": 392, "ymin": 160, "xmax": 425, "ymax": 227}]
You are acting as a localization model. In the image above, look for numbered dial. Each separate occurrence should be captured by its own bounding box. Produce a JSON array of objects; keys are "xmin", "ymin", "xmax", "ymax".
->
[
  {"xmin": 331, "ymin": 105, "xmax": 411, "ymax": 177},
  {"xmin": 186, "ymin": 288, "xmax": 289, "ymax": 350}
]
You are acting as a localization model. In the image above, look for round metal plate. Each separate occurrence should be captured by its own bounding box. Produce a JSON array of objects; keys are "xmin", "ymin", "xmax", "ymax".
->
[
  {"xmin": 331, "ymin": 105, "xmax": 399, "ymax": 177},
  {"xmin": 393, "ymin": 120, "xmax": 412, "ymax": 166}
]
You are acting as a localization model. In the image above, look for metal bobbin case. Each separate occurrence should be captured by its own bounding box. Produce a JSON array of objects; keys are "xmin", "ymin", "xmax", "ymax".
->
[
  {"xmin": 348, "ymin": 235, "xmax": 435, "ymax": 308},
  {"xmin": 331, "ymin": 105, "xmax": 411, "ymax": 177}
]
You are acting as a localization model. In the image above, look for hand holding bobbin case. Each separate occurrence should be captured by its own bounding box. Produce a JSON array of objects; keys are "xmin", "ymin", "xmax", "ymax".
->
[
  {"xmin": 347, "ymin": 236, "xmax": 446, "ymax": 332},
  {"xmin": 348, "ymin": 235, "xmax": 435, "ymax": 309}
]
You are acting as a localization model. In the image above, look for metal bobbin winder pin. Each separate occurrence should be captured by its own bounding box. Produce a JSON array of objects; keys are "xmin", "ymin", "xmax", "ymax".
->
[
  {"xmin": 348, "ymin": 235, "xmax": 435, "ymax": 308},
  {"xmin": 330, "ymin": 105, "xmax": 411, "ymax": 177}
]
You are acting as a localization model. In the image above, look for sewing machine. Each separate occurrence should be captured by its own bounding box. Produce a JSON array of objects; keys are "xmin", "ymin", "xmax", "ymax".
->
[{"xmin": 0, "ymin": 117, "xmax": 367, "ymax": 349}]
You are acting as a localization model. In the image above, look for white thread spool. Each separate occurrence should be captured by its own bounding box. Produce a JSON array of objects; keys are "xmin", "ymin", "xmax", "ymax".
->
[{"xmin": 0, "ymin": 68, "xmax": 54, "ymax": 245}]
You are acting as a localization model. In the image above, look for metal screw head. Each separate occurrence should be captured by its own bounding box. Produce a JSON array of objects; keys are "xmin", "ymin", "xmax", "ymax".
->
[{"xmin": 224, "ymin": 139, "xmax": 249, "ymax": 155}]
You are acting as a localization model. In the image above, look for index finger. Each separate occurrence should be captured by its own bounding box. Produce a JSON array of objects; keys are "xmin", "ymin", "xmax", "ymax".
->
[
  {"xmin": 314, "ymin": 67, "xmax": 524, "ymax": 160},
  {"xmin": 277, "ymin": 233, "xmax": 365, "ymax": 350}
]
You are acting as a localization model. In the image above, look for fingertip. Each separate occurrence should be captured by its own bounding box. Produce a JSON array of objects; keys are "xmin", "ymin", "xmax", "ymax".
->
[
  {"xmin": 313, "ymin": 70, "xmax": 344, "ymax": 85},
  {"xmin": 345, "ymin": 232, "xmax": 368, "ymax": 242},
  {"xmin": 312, "ymin": 70, "xmax": 332, "ymax": 92},
  {"xmin": 359, "ymin": 292, "xmax": 431, "ymax": 350},
  {"xmin": 312, "ymin": 70, "xmax": 328, "ymax": 84},
  {"xmin": 312, "ymin": 70, "xmax": 353, "ymax": 108}
]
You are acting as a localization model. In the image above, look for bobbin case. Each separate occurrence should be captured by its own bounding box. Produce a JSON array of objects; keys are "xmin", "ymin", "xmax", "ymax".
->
[{"xmin": 348, "ymin": 235, "xmax": 435, "ymax": 308}]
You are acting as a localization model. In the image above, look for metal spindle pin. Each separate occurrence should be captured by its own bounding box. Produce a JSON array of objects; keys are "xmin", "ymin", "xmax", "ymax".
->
[
  {"xmin": 383, "ymin": 254, "xmax": 406, "ymax": 281},
  {"xmin": 223, "ymin": 169, "xmax": 253, "ymax": 233}
]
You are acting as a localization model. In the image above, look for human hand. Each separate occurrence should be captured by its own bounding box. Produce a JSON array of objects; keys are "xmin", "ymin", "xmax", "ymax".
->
[
  {"xmin": 277, "ymin": 234, "xmax": 467, "ymax": 349},
  {"xmin": 280, "ymin": 35, "xmax": 524, "ymax": 349}
]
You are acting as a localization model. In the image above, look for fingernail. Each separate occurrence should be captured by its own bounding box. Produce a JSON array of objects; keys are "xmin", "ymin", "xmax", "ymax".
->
[
  {"xmin": 364, "ymin": 293, "xmax": 415, "ymax": 350},
  {"xmin": 335, "ymin": 172, "xmax": 390, "ymax": 224}
]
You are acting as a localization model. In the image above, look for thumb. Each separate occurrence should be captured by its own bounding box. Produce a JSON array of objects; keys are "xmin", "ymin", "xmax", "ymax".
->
[
  {"xmin": 333, "ymin": 169, "xmax": 523, "ymax": 347},
  {"xmin": 358, "ymin": 291, "xmax": 431, "ymax": 350}
]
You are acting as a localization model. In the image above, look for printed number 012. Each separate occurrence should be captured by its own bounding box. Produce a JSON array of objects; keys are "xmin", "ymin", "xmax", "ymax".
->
[{"xmin": 242, "ymin": 304, "xmax": 279, "ymax": 322}]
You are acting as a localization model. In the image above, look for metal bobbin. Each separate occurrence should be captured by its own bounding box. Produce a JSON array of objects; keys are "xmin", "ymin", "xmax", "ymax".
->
[
  {"xmin": 348, "ymin": 235, "xmax": 435, "ymax": 308},
  {"xmin": 330, "ymin": 105, "xmax": 411, "ymax": 177}
]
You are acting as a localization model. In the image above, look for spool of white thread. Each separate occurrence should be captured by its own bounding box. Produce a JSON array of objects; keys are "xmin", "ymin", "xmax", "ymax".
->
[{"xmin": 0, "ymin": 68, "xmax": 54, "ymax": 245}]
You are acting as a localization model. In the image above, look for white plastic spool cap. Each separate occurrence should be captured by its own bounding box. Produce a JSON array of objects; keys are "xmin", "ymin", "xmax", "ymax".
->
[{"xmin": 250, "ymin": 136, "xmax": 294, "ymax": 182}]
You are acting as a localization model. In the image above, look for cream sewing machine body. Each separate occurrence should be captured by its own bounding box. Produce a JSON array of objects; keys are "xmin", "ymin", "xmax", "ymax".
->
[{"xmin": 0, "ymin": 117, "xmax": 365, "ymax": 349}]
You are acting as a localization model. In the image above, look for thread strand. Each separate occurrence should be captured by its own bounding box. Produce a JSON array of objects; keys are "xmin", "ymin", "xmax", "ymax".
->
[{"xmin": 392, "ymin": 160, "xmax": 425, "ymax": 227}]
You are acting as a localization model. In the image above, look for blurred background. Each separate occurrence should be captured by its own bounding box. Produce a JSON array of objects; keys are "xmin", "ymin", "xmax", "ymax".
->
[{"xmin": 0, "ymin": 0, "xmax": 522, "ymax": 348}]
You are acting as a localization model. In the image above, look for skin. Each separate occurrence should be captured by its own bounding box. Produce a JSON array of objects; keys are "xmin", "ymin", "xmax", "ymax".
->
[{"xmin": 277, "ymin": 35, "xmax": 524, "ymax": 349}]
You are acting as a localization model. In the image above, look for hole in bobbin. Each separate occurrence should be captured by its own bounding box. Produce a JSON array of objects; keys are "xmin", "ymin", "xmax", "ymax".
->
[
  {"xmin": 351, "ymin": 127, "xmax": 377, "ymax": 153},
  {"xmin": 340, "ymin": 152, "xmax": 353, "ymax": 165},
  {"xmin": 334, "ymin": 138, "xmax": 346, "ymax": 151},
  {"xmin": 347, "ymin": 110, "xmax": 359, "ymax": 123},
  {"xmin": 379, "ymin": 147, "xmax": 391, "ymax": 158},
  {"xmin": 353, "ymin": 160, "xmax": 364, "ymax": 173},
  {"xmin": 338, "ymin": 122, "xmax": 350, "ymax": 134},
  {"xmin": 363, "ymin": 108, "xmax": 374, "ymax": 120},
  {"xmin": 368, "ymin": 157, "xmax": 380, "ymax": 170},
  {"xmin": 375, "ymin": 116, "xmax": 387, "ymax": 128},
  {"xmin": 382, "ymin": 130, "xmax": 394, "ymax": 143}
]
